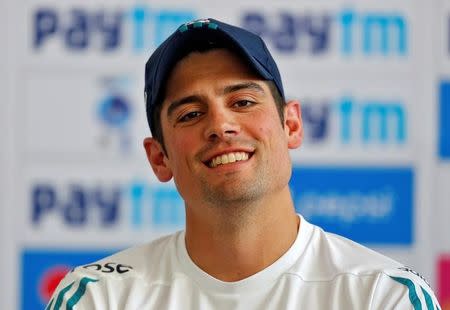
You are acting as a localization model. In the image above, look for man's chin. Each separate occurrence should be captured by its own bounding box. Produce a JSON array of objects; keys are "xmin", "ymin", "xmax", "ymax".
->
[{"xmin": 203, "ymin": 185, "xmax": 264, "ymax": 207}]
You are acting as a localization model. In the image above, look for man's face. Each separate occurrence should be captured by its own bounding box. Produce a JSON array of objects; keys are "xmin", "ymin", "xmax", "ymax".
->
[{"xmin": 147, "ymin": 49, "xmax": 302, "ymax": 207}]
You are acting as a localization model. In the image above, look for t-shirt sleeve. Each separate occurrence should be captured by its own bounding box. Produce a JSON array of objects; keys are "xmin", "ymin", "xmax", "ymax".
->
[
  {"xmin": 45, "ymin": 268, "xmax": 105, "ymax": 310},
  {"xmin": 369, "ymin": 267, "xmax": 441, "ymax": 310}
]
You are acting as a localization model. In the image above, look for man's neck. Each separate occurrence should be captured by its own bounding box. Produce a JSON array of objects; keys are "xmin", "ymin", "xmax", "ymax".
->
[{"xmin": 184, "ymin": 187, "xmax": 300, "ymax": 282}]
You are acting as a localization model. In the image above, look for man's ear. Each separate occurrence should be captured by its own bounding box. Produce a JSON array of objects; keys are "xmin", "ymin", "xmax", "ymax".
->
[
  {"xmin": 284, "ymin": 100, "xmax": 303, "ymax": 149},
  {"xmin": 143, "ymin": 137, "xmax": 173, "ymax": 182}
]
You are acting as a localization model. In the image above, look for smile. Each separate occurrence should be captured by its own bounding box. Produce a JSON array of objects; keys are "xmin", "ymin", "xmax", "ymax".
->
[{"xmin": 209, "ymin": 152, "xmax": 251, "ymax": 168}]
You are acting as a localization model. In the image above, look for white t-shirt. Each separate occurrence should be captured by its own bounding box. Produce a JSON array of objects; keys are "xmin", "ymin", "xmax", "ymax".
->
[{"xmin": 47, "ymin": 216, "xmax": 440, "ymax": 309}]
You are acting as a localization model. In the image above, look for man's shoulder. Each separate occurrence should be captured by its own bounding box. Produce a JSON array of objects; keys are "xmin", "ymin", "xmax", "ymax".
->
[
  {"xmin": 295, "ymin": 220, "xmax": 431, "ymax": 284},
  {"xmin": 46, "ymin": 232, "xmax": 182, "ymax": 309},
  {"xmin": 300, "ymin": 221, "xmax": 402, "ymax": 279},
  {"xmin": 369, "ymin": 266, "xmax": 441, "ymax": 309},
  {"xmin": 322, "ymin": 230, "xmax": 402, "ymax": 272},
  {"xmin": 53, "ymin": 231, "xmax": 180, "ymax": 291},
  {"xmin": 292, "ymin": 221, "xmax": 440, "ymax": 308},
  {"xmin": 79, "ymin": 231, "xmax": 181, "ymax": 281}
]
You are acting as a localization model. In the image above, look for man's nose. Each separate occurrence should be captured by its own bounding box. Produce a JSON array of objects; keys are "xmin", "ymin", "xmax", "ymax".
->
[{"xmin": 204, "ymin": 108, "xmax": 240, "ymax": 141}]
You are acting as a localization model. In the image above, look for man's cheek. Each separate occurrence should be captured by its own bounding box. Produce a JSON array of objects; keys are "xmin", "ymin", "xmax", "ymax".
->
[
  {"xmin": 167, "ymin": 134, "xmax": 189, "ymax": 152},
  {"xmin": 175, "ymin": 140, "xmax": 196, "ymax": 155},
  {"xmin": 257, "ymin": 124, "xmax": 277, "ymax": 139}
]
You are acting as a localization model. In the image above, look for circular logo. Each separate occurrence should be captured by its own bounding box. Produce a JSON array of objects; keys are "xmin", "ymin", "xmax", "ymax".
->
[{"xmin": 98, "ymin": 94, "xmax": 131, "ymax": 128}]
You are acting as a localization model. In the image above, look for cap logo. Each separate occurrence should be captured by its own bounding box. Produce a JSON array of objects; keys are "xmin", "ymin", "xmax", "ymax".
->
[{"xmin": 178, "ymin": 18, "xmax": 218, "ymax": 32}]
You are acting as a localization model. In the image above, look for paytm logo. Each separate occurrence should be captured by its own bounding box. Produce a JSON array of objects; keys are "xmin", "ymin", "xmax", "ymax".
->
[
  {"xmin": 129, "ymin": 180, "xmax": 184, "ymax": 229},
  {"xmin": 31, "ymin": 183, "xmax": 121, "ymax": 227},
  {"xmin": 302, "ymin": 96, "xmax": 406, "ymax": 145},
  {"xmin": 242, "ymin": 8, "xmax": 407, "ymax": 56},
  {"xmin": 289, "ymin": 166, "xmax": 413, "ymax": 244},
  {"xmin": 21, "ymin": 249, "xmax": 114, "ymax": 310},
  {"xmin": 439, "ymin": 81, "xmax": 450, "ymax": 159},
  {"xmin": 33, "ymin": 6, "xmax": 195, "ymax": 52},
  {"xmin": 31, "ymin": 181, "xmax": 184, "ymax": 229}
]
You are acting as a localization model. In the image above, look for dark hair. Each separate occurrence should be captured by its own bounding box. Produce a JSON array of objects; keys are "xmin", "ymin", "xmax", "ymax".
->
[{"xmin": 149, "ymin": 43, "xmax": 285, "ymax": 154}]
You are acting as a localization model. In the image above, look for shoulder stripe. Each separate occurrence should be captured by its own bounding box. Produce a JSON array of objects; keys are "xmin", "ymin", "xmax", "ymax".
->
[
  {"xmin": 53, "ymin": 282, "xmax": 75, "ymax": 310},
  {"xmin": 66, "ymin": 277, "xmax": 99, "ymax": 310},
  {"xmin": 420, "ymin": 287, "xmax": 436, "ymax": 310},
  {"xmin": 420, "ymin": 287, "xmax": 440, "ymax": 310},
  {"xmin": 45, "ymin": 298, "xmax": 53, "ymax": 310},
  {"xmin": 50, "ymin": 277, "xmax": 99, "ymax": 310},
  {"xmin": 390, "ymin": 276, "xmax": 422, "ymax": 310}
]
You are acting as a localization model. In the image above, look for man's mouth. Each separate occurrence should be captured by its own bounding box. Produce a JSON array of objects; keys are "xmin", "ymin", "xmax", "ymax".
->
[{"xmin": 208, "ymin": 152, "xmax": 252, "ymax": 168}]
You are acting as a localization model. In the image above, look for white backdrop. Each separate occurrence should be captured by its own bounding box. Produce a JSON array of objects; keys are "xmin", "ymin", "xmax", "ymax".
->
[{"xmin": 2, "ymin": 0, "xmax": 449, "ymax": 309}]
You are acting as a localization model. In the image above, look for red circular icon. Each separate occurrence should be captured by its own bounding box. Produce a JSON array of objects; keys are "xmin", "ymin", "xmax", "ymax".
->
[{"xmin": 39, "ymin": 265, "xmax": 71, "ymax": 302}]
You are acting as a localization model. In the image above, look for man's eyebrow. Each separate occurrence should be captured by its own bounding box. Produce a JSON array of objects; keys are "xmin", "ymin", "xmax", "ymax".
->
[
  {"xmin": 222, "ymin": 82, "xmax": 265, "ymax": 95},
  {"xmin": 166, "ymin": 82, "xmax": 265, "ymax": 118},
  {"xmin": 167, "ymin": 95, "xmax": 203, "ymax": 118}
]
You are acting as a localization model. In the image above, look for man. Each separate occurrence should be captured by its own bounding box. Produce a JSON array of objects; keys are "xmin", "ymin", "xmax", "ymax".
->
[{"xmin": 47, "ymin": 18, "xmax": 440, "ymax": 309}]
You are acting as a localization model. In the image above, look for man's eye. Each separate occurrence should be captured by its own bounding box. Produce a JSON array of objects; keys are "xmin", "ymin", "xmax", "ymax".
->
[
  {"xmin": 234, "ymin": 100, "xmax": 254, "ymax": 108},
  {"xmin": 179, "ymin": 111, "xmax": 202, "ymax": 122}
]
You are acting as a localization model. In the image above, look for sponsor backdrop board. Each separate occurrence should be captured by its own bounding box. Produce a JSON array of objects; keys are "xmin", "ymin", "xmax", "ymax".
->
[
  {"xmin": 437, "ymin": 2, "xmax": 450, "ymax": 310},
  {"xmin": 1, "ymin": 0, "xmax": 448, "ymax": 309}
]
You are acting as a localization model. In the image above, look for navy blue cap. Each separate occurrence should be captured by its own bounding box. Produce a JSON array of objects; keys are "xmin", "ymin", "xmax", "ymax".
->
[{"xmin": 144, "ymin": 18, "xmax": 285, "ymax": 134}]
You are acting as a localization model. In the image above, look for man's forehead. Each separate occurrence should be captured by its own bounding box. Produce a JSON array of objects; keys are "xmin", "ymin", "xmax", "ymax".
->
[
  {"xmin": 157, "ymin": 48, "xmax": 270, "ymax": 120},
  {"xmin": 165, "ymin": 48, "xmax": 262, "ymax": 91}
]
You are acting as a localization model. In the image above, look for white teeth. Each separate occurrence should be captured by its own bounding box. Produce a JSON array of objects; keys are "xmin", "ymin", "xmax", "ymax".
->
[
  {"xmin": 209, "ymin": 152, "xmax": 251, "ymax": 168},
  {"xmin": 221, "ymin": 154, "xmax": 229, "ymax": 164}
]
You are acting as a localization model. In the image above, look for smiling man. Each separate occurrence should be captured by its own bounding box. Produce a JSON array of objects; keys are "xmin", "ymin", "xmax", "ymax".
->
[{"xmin": 47, "ymin": 18, "xmax": 440, "ymax": 309}]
